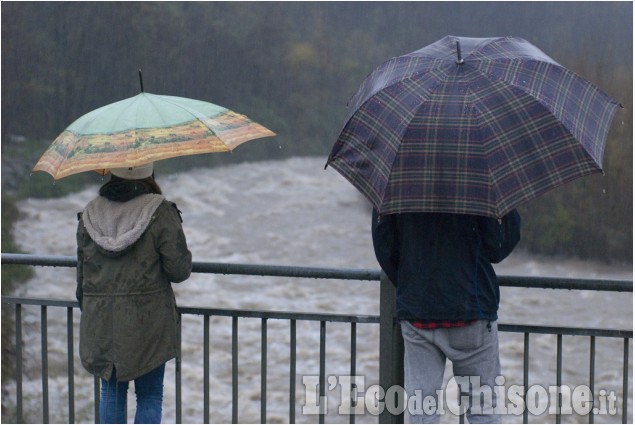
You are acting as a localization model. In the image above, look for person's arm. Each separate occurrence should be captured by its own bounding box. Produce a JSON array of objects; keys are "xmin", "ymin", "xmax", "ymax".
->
[
  {"xmin": 156, "ymin": 202, "xmax": 193, "ymax": 283},
  {"xmin": 479, "ymin": 210, "xmax": 521, "ymax": 263},
  {"xmin": 371, "ymin": 210, "xmax": 399, "ymax": 285}
]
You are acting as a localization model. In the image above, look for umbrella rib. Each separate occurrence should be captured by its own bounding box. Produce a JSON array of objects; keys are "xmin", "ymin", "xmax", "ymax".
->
[{"xmin": 148, "ymin": 94, "xmax": 218, "ymax": 129}]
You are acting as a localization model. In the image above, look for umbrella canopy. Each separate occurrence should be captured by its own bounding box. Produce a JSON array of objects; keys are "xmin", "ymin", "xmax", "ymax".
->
[
  {"xmin": 33, "ymin": 92, "xmax": 276, "ymax": 179},
  {"xmin": 326, "ymin": 36, "xmax": 621, "ymax": 218}
]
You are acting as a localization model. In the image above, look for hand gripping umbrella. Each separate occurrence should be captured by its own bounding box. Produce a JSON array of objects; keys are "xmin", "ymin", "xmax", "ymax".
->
[
  {"xmin": 326, "ymin": 36, "xmax": 621, "ymax": 218},
  {"xmin": 34, "ymin": 71, "xmax": 276, "ymax": 180}
]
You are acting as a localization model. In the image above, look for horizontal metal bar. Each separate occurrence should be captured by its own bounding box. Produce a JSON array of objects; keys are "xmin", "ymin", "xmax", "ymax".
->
[
  {"xmin": 194, "ymin": 261, "xmax": 381, "ymax": 282},
  {"xmin": 3, "ymin": 253, "xmax": 632, "ymax": 291},
  {"xmin": 2, "ymin": 253, "xmax": 79, "ymax": 268},
  {"xmin": 1, "ymin": 296, "xmax": 379, "ymax": 323},
  {"xmin": 3, "ymin": 296, "xmax": 631, "ymax": 339},
  {"xmin": 498, "ymin": 323, "xmax": 632, "ymax": 339},
  {"xmin": 177, "ymin": 306, "xmax": 380, "ymax": 324},
  {"xmin": 498, "ymin": 275, "xmax": 633, "ymax": 292},
  {"xmin": 0, "ymin": 253, "xmax": 381, "ymax": 281},
  {"xmin": 2, "ymin": 296, "xmax": 78, "ymax": 308}
]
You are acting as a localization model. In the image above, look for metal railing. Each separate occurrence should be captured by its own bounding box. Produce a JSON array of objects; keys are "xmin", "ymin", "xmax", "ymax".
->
[{"xmin": 1, "ymin": 253, "xmax": 632, "ymax": 424}]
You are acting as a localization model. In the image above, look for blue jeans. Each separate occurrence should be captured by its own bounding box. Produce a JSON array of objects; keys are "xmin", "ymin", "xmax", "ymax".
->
[
  {"xmin": 400, "ymin": 320, "xmax": 501, "ymax": 424},
  {"xmin": 100, "ymin": 364, "xmax": 165, "ymax": 424}
]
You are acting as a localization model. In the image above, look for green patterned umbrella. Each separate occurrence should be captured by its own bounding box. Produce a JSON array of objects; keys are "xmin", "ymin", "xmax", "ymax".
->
[{"xmin": 34, "ymin": 79, "xmax": 275, "ymax": 179}]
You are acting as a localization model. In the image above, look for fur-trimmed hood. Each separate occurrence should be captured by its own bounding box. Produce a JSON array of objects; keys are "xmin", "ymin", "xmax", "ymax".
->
[{"xmin": 82, "ymin": 194, "xmax": 165, "ymax": 253}]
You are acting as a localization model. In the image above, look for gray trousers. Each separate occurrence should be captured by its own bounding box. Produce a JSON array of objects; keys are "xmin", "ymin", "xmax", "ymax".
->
[{"xmin": 400, "ymin": 320, "xmax": 502, "ymax": 424}]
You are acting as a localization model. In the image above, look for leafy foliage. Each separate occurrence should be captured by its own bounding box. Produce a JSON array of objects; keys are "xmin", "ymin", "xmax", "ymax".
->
[{"xmin": 1, "ymin": 2, "xmax": 632, "ymax": 261}]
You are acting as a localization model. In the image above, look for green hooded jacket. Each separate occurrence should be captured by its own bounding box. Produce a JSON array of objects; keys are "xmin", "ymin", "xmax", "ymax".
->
[{"xmin": 76, "ymin": 193, "xmax": 192, "ymax": 381}]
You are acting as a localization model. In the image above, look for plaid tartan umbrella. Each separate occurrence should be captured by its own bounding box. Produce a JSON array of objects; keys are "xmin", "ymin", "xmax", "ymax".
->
[
  {"xmin": 33, "ymin": 74, "xmax": 275, "ymax": 180},
  {"xmin": 326, "ymin": 36, "xmax": 621, "ymax": 218}
]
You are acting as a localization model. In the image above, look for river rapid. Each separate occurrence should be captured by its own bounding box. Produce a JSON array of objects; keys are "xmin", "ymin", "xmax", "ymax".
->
[{"xmin": 4, "ymin": 157, "xmax": 632, "ymax": 423}]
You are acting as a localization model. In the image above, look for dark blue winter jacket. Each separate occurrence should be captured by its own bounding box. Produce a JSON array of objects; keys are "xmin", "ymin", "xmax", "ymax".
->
[{"xmin": 371, "ymin": 210, "xmax": 521, "ymax": 322}]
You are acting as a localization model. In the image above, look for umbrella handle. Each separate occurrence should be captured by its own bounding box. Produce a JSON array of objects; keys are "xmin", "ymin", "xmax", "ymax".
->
[
  {"xmin": 455, "ymin": 41, "xmax": 465, "ymax": 65},
  {"xmin": 139, "ymin": 69, "xmax": 144, "ymax": 93}
]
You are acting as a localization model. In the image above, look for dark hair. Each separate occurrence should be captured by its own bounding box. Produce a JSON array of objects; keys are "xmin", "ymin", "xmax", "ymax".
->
[
  {"xmin": 136, "ymin": 174, "xmax": 162, "ymax": 195},
  {"xmin": 99, "ymin": 173, "xmax": 162, "ymax": 201}
]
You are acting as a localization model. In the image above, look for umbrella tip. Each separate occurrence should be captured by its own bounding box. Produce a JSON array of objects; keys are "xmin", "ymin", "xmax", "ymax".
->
[
  {"xmin": 139, "ymin": 69, "xmax": 144, "ymax": 93},
  {"xmin": 455, "ymin": 40, "xmax": 465, "ymax": 65}
]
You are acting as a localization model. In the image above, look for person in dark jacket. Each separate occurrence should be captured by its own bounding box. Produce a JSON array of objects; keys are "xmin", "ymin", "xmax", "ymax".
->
[
  {"xmin": 372, "ymin": 210, "xmax": 521, "ymax": 424},
  {"xmin": 76, "ymin": 163, "xmax": 192, "ymax": 424}
]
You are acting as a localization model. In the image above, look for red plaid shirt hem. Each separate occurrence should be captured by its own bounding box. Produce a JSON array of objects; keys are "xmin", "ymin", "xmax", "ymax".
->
[{"xmin": 411, "ymin": 319, "xmax": 477, "ymax": 329}]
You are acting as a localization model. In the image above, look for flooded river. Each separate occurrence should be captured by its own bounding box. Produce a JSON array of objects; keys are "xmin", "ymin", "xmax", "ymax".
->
[{"xmin": 3, "ymin": 157, "xmax": 632, "ymax": 423}]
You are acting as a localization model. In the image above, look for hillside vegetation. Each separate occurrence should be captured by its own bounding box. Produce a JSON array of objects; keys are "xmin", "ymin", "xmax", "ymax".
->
[{"xmin": 2, "ymin": 2, "xmax": 632, "ymax": 261}]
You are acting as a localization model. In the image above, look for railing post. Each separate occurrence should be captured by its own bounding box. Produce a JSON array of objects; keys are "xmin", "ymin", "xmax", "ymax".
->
[
  {"xmin": 15, "ymin": 303, "xmax": 23, "ymax": 424},
  {"xmin": 176, "ymin": 313, "xmax": 182, "ymax": 424},
  {"xmin": 379, "ymin": 272, "xmax": 404, "ymax": 423}
]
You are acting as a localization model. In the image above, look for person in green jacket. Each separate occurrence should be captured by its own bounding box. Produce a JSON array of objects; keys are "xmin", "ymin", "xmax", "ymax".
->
[{"xmin": 76, "ymin": 163, "xmax": 192, "ymax": 424}]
